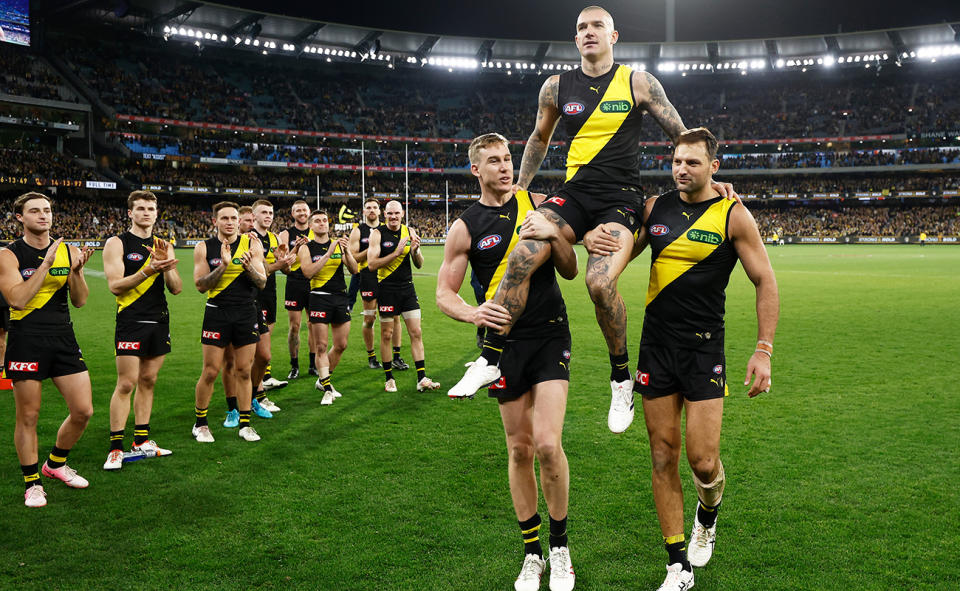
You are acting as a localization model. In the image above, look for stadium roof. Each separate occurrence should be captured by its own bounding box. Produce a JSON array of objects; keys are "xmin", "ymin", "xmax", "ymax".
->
[{"xmin": 49, "ymin": 0, "xmax": 960, "ymax": 75}]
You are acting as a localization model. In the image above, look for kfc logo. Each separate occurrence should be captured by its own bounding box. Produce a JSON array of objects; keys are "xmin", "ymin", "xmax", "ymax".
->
[
  {"xmin": 202, "ymin": 331, "xmax": 221, "ymax": 340},
  {"xmin": 477, "ymin": 235, "xmax": 502, "ymax": 250},
  {"xmin": 285, "ymin": 300, "xmax": 297, "ymax": 307},
  {"xmin": 379, "ymin": 305, "xmax": 395, "ymax": 313},
  {"xmin": 563, "ymin": 102, "xmax": 585, "ymax": 115},
  {"xmin": 117, "ymin": 341, "xmax": 141, "ymax": 350},
  {"xmin": 489, "ymin": 377, "xmax": 506, "ymax": 390},
  {"xmin": 8, "ymin": 361, "xmax": 39, "ymax": 372},
  {"xmin": 361, "ymin": 291, "xmax": 374, "ymax": 298},
  {"xmin": 546, "ymin": 196, "xmax": 566, "ymax": 207},
  {"xmin": 636, "ymin": 371, "xmax": 650, "ymax": 386},
  {"xmin": 310, "ymin": 311, "xmax": 327, "ymax": 319},
  {"xmin": 126, "ymin": 253, "xmax": 145, "ymax": 262},
  {"xmin": 650, "ymin": 224, "xmax": 670, "ymax": 236}
]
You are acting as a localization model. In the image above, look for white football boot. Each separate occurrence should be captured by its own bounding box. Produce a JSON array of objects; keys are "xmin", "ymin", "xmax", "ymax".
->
[
  {"xmin": 607, "ymin": 379, "xmax": 635, "ymax": 433},
  {"xmin": 655, "ymin": 563, "xmax": 694, "ymax": 591},
  {"xmin": 448, "ymin": 357, "xmax": 500, "ymax": 398},
  {"xmin": 514, "ymin": 553, "xmax": 546, "ymax": 591}
]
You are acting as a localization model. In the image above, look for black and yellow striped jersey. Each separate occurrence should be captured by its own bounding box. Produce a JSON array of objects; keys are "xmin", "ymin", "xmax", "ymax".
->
[
  {"xmin": 306, "ymin": 240, "xmax": 347, "ymax": 293},
  {"xmin": 356, "ymin": 222, "xmax": 379, "ymax": 271},
  {"xmin": 254, "ymin": 229, "xmax": 280, "ymax": 296},
  {"xmin": 204, "ymin": 235, "xmax": 258, "ymax": 307},
  {"xmin": 377, "ymin": 224, "xmax": 413, "ymax": 286},
  {"xmin": 458, "ymin": 191, "xmax": 567, "ymax": 340},
  {"xmin": 641, "ymin": 190, "xmax": 739, "ymax": 348},
  {"xmin": 285, "ymin": 225, "xmax": 314, "ymax": 280},
  {"xmin": 115, "ymin": 231, "xmax": 167, "ymax": 322},
  {"xmin": 6, "ymin": 238, "xmax": 73, "ymax": 335},
  {"xmin": 558, "ymin": 63, "xmax": 643, "ymax": 190}
]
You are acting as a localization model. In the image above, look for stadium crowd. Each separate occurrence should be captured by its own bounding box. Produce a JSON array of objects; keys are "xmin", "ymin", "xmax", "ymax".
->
[
  {"xmin": 52, "ymin": 35, "xmax": 960, "ymax": 143},
  {"xmin": 0, "ymin": 147, "xmax": 98, "ymax": 181}
]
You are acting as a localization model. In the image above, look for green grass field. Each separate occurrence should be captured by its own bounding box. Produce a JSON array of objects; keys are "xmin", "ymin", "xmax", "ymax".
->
[{"xmin": 1, "ymin": 244, "xmax": 958, "ymax": 590}]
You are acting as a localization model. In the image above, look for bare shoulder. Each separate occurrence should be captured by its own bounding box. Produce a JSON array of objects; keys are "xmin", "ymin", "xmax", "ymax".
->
[
  {"xmin": 633, "ymin": 70, "xmax": 666, "ymax": 102},
  {"xmin": 539, "ymin": 75, "xmax": 561, "ymax": 108}
]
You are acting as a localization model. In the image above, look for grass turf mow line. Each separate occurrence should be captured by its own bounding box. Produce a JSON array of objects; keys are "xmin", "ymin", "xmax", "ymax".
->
[{"xmin": 0, "ymin": 245, "xmax": 957, "ymax": 590}]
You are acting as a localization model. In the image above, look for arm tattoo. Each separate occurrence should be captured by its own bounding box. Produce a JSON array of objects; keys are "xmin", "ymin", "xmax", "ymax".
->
[
  {"xmin": 641, "ymin": 72, "xmax": 686, "ymax": 143},
  {"xmin": 518, "ymin": 76, "xmax": 559, "ymax": 190},
  {"xmin": 196, "ymin": 264, "xmax": 226, "ymax": 292}
]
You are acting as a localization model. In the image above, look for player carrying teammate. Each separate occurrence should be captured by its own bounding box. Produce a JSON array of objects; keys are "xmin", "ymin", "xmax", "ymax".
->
[
  {"xmin": 449, "ymin": 6, "xmax": 735, "ymax": 435},
  {"xmin": 367, "ymin": 200, "xmax": 440, "ymax": 393},
  {"xmin": 588, "ymin": 128, "xmax": 778, "ymax": 591},
  {"xmin": 0, "ymin": 192, "xmax": 94, "ymax": 507},
  {"xmin": 437, "ymin": 134, "xmax": 579, "ymax": 591},
  {"xmin": 191, "ymin": 201, "xmax": 267, "ymax": 443},
  {"xmin": 298, "ymin": 210, "xmax": 358, "ymax": 405},
  {"xmin": 102, "ymin": 191, "xmax": 182, "ymax": 471}
]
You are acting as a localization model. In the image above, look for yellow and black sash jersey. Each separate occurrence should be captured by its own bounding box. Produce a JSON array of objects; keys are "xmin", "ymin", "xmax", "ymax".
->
[
  {"xmin": 306, "ymin": 240, "xmax": 347, "ymax": 293},
  {"xmin": 204, "ymin": 235, "xmax": 258, "ymax": 308},
  {"xmin": 376, "ymin": 224, "xmax": 413, "ymax": 286},
  {"xmin": 6, "ymin": 238, "xmax": 73, "ymax": 336},
  {"xmin": 254, "ymin": 229, "xmax": 280, "ymax": 296},
  {"xmin": 285, "ymin": 225, "xmax": 315, "ymax": 281},
  {"xmin": 458, "ymin": 191, "xmax": 568, "ymax": 340},
  {"xmin": 356, "ymin": 222, "xmax": 379, "ymax": 271},
  {"xmin": 558, "ymin": 63, "xmax": 644, "ymax": 190},
  {"xmin": 116, "ymin": 232, "xmax": 168, "ymax": 322},
  {"xmin": 642, "ymin": 190, "xmax": 739, "ymax": 348}
]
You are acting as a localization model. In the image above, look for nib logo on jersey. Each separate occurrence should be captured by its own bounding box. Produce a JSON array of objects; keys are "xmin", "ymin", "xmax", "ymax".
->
[{"xmin": 8, "ymin": 361, "xmax": 39, "ymax": 372}]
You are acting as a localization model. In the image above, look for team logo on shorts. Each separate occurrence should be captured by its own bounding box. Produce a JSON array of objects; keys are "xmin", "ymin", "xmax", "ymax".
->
[
  {"xmin": 562, "ymin": 350, "xmax": 571, "ymax": 360},
  {"xmin": 285, "ymin": 300, "xmax": 298, "ymax": 307},
  {"xmin": 562, "ymin": 102, "xmax": 585, "ymax": 115},
  {"xmin": 379, "ymin": 305, "xmax": 395, "ymax": 313},
  {"xmin": 546, "ymin": 196, "xmax": 566, "ymax": 207},
  {"xmin": 636, "ymin": 371, "xmax": 650, "ymax": 386},
  {"xmin": 383, "ymin": 241, "xmax": 395, "ymax": 248},
  {"xmin": 21, "ymin": 268, "xmax": 36, "ymax": 278},
  {"xmin": 202, "ymin": 330, "xmax": 221, "ymax": 340},
  {"xmin": 8, "ymin": 361, "xmax": 39, "ymax": 372},
  {"xmin": 477, "ymin": 235, "xmax": 502, "ymax": 250},
  {"xmin": 650, "ymin": 224, "xmax": 670, "ymax": 236},
  {"xmin": 713, "ymin": 364, "xmax": 723, "ymax": 374},
  {"xmin": 126, "ymin": 253, "xmax": 145, "ymax": 262},
  {"xmin": 117, "ymin": 341, "xmax": 141, "ymax": 350},
  {"xmin": 489, "ymin": 376, "xmax": 506, "ymax": 390},
  {"xmin": 310, "ymin": 311, "xmax": 327, "ymax": 319},
  {"xmin": 210, "ymin": 258, "xmax": 223, "ymax": 267},
  {"xmin": 361, "ymin": 291, "xmax": 374, "ymax": 297}
]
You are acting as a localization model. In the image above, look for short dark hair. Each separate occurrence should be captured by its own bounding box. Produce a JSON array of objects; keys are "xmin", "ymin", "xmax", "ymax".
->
[
  {"xmin": 363, "ymin": 198, "xmax": 380, "ymax": 208},
  {"xmin": 310, "ymin": 210, "xmax": 328, "ymax": 220},
  {"xmin": 14, "ymin": 192, "xmax": 51, "ymax": 215},
  {"xmin": 127, "ymin": 190, "xmax": 157, "ymax": 209},
  {"xmin": 676, "ymin": 127, "xmax": 719, "ymax": 160},
  {"xmin": 213, "ymin": 201, "xmax": 240, "ymax": 215}
]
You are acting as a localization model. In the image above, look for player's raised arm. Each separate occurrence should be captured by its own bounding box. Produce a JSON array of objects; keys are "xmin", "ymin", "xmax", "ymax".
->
[
  {"xmin": 633, "ymin": 71, "xmax": 686, "ymax": 143},
  {"xmin": 66, "ymin": 244, "xmax": 91, "ymax": 308},
  {"xmin": 436, "ymin": 219, "xmax": 512, "ymax": 330},
  {"xmin": 517, "ymin": 75, "xmax": 561, "ymax": 190},
  {"xmin": 409, "ymin": 228, "xmax": 424, "ymax": 269},
  {"xmin": 193, "ymin": 240, "xmax": 223, "ymax": 293},
  {"xmin": 729, "ymin": 203, "xmax": 779, "ymax": 397}
]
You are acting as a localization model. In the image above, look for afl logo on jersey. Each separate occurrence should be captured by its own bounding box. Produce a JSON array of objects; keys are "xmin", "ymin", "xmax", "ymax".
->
[
  {"xmin": 563, "ymin": 102, "xmax": 585, "ymax": 115},
  {"xmin": 126, "ymin": 253, "xmax": 145, "ymax": 262},
  {"xmin": 650, "ymin": 224, "xmax": 670, "ymax": 236},
  {"xmin": 210, "ymin": 258, "xmax": 223, "ymax": 267},
  {"xmin": 21, "ymin": 268, "xmax": 36, "ymax": 278},
  {"xmin": 312, "ymin": 254, "xmax": 323, "ymax": 262},
  {"xmin": 383, "ymin": 241, "xmax": 395, "ymax": 248},
  {"xmin": 361, "ymin": 237, "xmax": 369, "ymax": 244},
  {"xmin": 477, "ymin": 235, "xmax": 502, "ymax": 250}
]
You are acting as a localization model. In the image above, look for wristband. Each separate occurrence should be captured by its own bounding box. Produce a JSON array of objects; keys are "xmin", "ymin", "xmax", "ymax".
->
[
  {"xmin": 138, "ymin": 269, "xmax": 149, "ymax": 280},
  {"xmin": 754, "ymin": 348, "xmax": 772, "ymax": 358},
  {"xmin": 755, "ymin": 340, "xmax": 773, "ymax": 358}
]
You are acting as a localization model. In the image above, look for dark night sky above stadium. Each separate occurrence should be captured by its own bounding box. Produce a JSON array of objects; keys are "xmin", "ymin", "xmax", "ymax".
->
[{"xmin": 219, "ymin": 0, "xmax": 960, "ymax": 42}]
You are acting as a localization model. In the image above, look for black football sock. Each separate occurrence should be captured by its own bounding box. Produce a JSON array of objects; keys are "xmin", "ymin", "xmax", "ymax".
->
[
  {"xmin": 415, "ymin": 360, "xmax": 426, "ymax": 381},
  {"xmin": 226, "ymin": 396, "xmax": 238, "ymax": 412},
  {"xmin": 109, "ymin": 430, "xmax": 124, "ymax": 452},
  {"xmin": 610, "ymin": 352, "xmax": 630, "ymax": 382},
  {"xmin": 519, "ymin": 514, "xmax": 543, "ymax": 558},
  {"xmin": 549, "ymin": 515, "xmax": 568, "ymax": 549},
  {"xmin": 238, "ymin": 410, "xmax": 251, "ymax": 429},
  {"xmin": 697, "ymin": 499, "xmax": 721, "ymax": 528},
  {"xmin": 22, "ymin": 463, "xmax": 40, "ymax": 491},
  {"xmin": 665, "ymin": 534, "xmax": 691, "ymax": 571},
  {"xmin": 195, "ymin": 406, "xmax": 209, "ymax": 428},
  {"xmin": 46, "ymin": 446, "xmax": 70, "ymax": 470},
  {"xmin": 133, "ymin": 424, "xmax": 150, "ymax": 446},
  {"xmin": 480, "ymin": 332, "xmax": 507, "ymax": 366}
]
